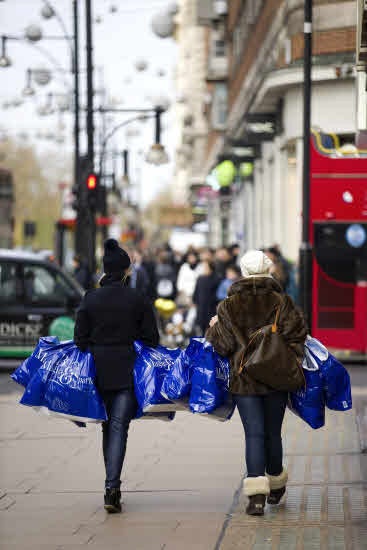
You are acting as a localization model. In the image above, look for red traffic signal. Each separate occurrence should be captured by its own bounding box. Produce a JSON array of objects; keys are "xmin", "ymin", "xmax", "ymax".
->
[{"xmin": 87, "ymin": 173, "xmax": 98, "ymax": 190}]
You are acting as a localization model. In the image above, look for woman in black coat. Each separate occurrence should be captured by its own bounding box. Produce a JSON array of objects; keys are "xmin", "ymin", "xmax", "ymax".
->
[
  {"xmin": 193, "ymin": 260, "xmax": 219, "ymax": 335},
  {"xmin": 74, "ymin": 239, "xmax": 159, "ymax": 513}
]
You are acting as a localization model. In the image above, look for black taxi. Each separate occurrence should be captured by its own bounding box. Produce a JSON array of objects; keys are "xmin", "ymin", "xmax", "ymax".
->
[{"xmin": 0, "ymin": 249, "xmax": 83, "ymax": 359}]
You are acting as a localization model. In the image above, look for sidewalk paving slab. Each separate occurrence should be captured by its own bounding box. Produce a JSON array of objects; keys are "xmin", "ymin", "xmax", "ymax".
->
[{"xmin": 0, "ymin": 376, "xmax": 366, "ymax": 549}]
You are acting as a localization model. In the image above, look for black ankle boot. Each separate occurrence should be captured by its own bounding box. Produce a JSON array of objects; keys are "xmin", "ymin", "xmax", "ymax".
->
[
  {"xmin": 267, "ymin": 486, "xmax": 286, "ymax": 504},
  {"xmin": 246, "ymin": 494, "xmax": 266, "ymax": 516},
  {"xmin": 104, "ymin": 488, "xmax": 122, "ymax": 513}
]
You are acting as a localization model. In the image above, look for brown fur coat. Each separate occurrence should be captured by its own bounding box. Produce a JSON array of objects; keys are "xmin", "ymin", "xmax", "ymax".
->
[{"xmin": 205, "ymin": 276, "xmax": 307, "ymax": 395}]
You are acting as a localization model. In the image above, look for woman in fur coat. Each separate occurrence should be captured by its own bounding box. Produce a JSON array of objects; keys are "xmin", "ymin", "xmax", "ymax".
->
[{"xmin": 205, "ymin": 250, "xmax": 307, "ymax": 516}]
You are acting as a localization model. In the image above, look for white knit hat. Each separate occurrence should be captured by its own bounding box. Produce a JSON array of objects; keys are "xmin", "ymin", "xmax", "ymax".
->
[{"xmin": 239, "ymin": 250, "xmax": 273, "ymax": 277}]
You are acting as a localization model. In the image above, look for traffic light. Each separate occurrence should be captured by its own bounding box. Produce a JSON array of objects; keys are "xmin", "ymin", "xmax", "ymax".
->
[{"xmin": 85, "ymin": 172, "xmax": 99, "ymax": 209}]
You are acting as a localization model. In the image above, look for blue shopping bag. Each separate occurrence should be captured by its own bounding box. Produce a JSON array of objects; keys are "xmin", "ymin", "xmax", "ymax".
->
[
  {"xmin": 305, "ymin": 337, "xmax": 352, "ymax": 411},
  {"xmin": 20, "ymin": 342, "xmax": 107, "ymax": 423},
  {"xmin": 11, "ymin": 336, "xmax": 60, "ymax": 387},
  {"xmin": 189, "ymin": 341, "xmax": 235, "ymax": 420},
  {"xmin": 288, "ymin": 346, "xmax": 325, "ymax": 429},
  {"xmin": 161, "ymin": 338, "xmax": 205, "ymax": 401},
  {"xmin": 133, "ymin": 341, "xmax": 181, "ymax": 413}
]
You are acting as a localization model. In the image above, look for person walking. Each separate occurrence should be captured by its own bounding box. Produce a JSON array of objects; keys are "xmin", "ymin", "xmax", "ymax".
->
[
  {"xmin": 176, "ymin": 251, "xmax": 201, "ymax": 306},
  {"xmin": 205, "ymin": 250, "xmax": 307, "ymax": 516},
  {"xmin": 193, "ymin": 260, "xmax": 219, "ymax": 335},
  {"xmin": 74, "ymin": 239, "xmax": 159, "ymax": 513}
]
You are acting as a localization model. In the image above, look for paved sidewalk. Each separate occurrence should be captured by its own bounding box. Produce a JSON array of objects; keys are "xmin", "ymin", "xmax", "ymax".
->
[
  {"xmin": 0, "ymin": 373, "xmax": 366, "ymax": 550},
  {"xmin": 220, "ymin": 409, "xmax": 367, "ymax": 550}
]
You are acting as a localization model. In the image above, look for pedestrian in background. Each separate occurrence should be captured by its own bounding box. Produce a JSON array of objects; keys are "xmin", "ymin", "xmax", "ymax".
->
[
  {"xmin": 205, "ymin": 250, "xmax": 307, "ymax": 516},
  {"xmin": 155, "ymin": 250, "xmax": 177, "ymax": 300},
  {"xmin": 216, "ymin": 264, "xmax": 242, "ymax": 301},
  {"xmin": 214, "ymin": 247, "xmax": 233, "ymax": 279},
  {"xmin": 129, "ymin": 249, "xmax": 150, "ymax": 296},
  {"xmin": 74, "ymin": 239, "xmax": 159, "ymax": 513},
  {"xmin": 73, "ymin": 254, "xmax": 92, "ymax": 290},
  {"xmin": 176, "ymin": 251, "xmax": 201, "ymax": 306},
  {"xmin": 193, "ymin": 260, "xmax": 219, "ymax": 335}
]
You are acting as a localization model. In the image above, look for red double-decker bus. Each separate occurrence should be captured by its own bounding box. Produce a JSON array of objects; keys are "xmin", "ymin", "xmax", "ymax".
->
[{"xmin": 310, "ymin": 131, "xmax": 367, "ymax": 356}]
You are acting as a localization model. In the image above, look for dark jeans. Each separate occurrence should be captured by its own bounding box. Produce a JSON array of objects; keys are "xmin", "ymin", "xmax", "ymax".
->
[
  {"xmin": 100, "ymin": 389, "xmax": 137, "ymax": 489},
  {"xmin": 234, "ymin": 391, "xmax": 288, "ymax": 478}
]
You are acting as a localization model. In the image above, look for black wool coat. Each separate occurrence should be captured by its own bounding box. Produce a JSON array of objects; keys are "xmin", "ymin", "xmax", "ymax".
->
[
  {"xmin": 74, "ymin": 276, "xmax": 159, "ymax": 391},
  {"xmin": 193, "ymin": 273, "xmax": 219, "ymax": 333}
]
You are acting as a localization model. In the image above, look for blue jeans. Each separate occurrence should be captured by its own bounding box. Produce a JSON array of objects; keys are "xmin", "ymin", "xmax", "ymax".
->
[
  {"xmin": 234, "ymin": 391, "xmax": 288, "ymax": 478},
  {"xmin": 101, "ymin": 389, "xmax": 137, "ymax": 489}
]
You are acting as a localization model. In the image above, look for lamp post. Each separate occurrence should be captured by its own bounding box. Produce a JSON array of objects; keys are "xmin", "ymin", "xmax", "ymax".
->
[{"xmin": 299, "ymin": 0, "xmax": 313, "ymax": 327}]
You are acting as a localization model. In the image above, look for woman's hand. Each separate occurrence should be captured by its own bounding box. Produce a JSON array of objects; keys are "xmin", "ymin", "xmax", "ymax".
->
[{"xmin": 209, "ymin": 315, "xmax": 218, "ymax": 327}]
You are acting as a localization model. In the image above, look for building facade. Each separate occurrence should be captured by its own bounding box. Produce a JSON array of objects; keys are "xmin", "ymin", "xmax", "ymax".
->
[
  {"xmin": 191, "ymin": 0, "xmax": 360, "ymax": 260},
  {"xmin": 173, "ymin": 0, "xmax": 209, "ymax": 207}
]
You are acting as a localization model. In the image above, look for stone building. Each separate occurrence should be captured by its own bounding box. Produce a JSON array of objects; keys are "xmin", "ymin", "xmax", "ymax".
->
[{"xmin": 190, "ymin": 0, "xmax": 361, "ymax": 258}]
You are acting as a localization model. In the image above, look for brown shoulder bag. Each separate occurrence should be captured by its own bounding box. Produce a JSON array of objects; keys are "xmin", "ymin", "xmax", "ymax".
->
[{"xmin": 238, "ymin": 302, "xmax": 305, "ymax": 392}]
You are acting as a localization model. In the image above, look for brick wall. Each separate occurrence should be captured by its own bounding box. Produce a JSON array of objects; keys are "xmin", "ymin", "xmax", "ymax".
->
[
  {"xmin": 291, "ymin": 27, "xmax": 356, "ymax": 60},
  {"xmin": 228, "ymin": 0, "xmax": 283, "ymax": 109}
]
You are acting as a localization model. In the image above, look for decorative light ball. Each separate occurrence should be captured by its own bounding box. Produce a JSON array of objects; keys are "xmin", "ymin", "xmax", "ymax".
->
[
  {"xmin": 135, "ymin": 58, "xmax": 148, "ymax": 72},
  {"xmin": 157, "ymin": 68, "xmax": 166, "ymax": 77},
  {"xmin": 239, "ymin": 162, "xmax": 254, "ymax": 178},
  {"xmin": 151, "ymin": 12, "xmax": 174, "ymax": 39},
  {"xmin": 215, "ymin": 160, "xmax": 236, "ymax": 187},
  {"xmin": 25, "ymin": 24, "xmax": 43, "ymax": 42},
  {"xmin": 33, "ymin": 68, "xmax": 52, "ymax": 86},
  {"xmin": 41, "ymin": 5, "xmax": 55, "ymax": 19},
  {"xmin": 56, "ymin": 94, "xmax": 70, "ymax": 112},
  {"xmin": 166, "ymin": 2, "xmax": 179, "ymax": 15},
  {"xmin": 95, "ymin": 15, "xmax": 102, "ymax": 24},
  {"xmin": 110, "ymin": 5, "xmax": 118, "ymax": 13}
]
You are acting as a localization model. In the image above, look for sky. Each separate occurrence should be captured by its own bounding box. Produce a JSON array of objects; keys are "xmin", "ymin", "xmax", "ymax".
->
[{"xmin": 0, "ymin": 0, "xmax": 178, "ymax": 206}]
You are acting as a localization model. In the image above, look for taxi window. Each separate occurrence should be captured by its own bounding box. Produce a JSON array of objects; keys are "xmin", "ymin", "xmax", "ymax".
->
[
  {"xmin": 23, "ymin": 264, "xmax": 78, "ymax": 305},
  {"xmin": 0, "ymin": 261, "xmax": 22, "ymax": 304}
]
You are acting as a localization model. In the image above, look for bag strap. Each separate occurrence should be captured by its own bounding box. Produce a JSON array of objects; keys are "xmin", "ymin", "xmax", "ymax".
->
[{"xmin": 271, "ymin": 304, "xmax": 281, "ymax": 333}]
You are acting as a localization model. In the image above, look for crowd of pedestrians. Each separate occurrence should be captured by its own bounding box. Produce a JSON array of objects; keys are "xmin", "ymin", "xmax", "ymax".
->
[{"xmin": 73, "ymin": 241, "xmax": 297, "ymax": 340}]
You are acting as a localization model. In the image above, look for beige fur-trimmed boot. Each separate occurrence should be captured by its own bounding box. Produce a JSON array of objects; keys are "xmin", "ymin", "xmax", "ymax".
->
[
  {"xmin": 243, "ymin": 476, "xmax": 270, "ymax": 516},
  {"xmin": 266, "ymin": 469, "xmax": 288, "ymax": 504}
]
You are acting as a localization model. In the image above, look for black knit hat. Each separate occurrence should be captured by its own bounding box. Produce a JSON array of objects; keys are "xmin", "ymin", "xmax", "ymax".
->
[{"xmin": 103, "ymin": 239, "xmax": 131, "ymax": 274}]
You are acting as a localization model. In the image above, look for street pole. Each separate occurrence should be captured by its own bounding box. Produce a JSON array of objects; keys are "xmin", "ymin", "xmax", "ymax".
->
[
  {"xmin": 299, "ymin": 0, "xmax": 313, "ymax": 328},
  {"xmin": 73, "ymin": 0, "xmax": 83, "ymax": 259},
  {"xmin": 85, "ymin": 0, "xmax": 96, "ymax": 274}
]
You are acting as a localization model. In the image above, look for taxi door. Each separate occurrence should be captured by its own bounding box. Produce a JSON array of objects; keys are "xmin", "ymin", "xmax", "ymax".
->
[{"xmin": 0, "ymin": 260, "xmax": 30, "ymax": 358}]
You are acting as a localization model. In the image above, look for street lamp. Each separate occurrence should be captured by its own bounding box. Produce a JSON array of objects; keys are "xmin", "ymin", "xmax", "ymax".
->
[
  {"xmin": 0, "ymin": 36, "xmax": 11, "ymax": 67},
  {"xmin": 22, "ymin": 69, "xmax": 36, "ymax": 96},
  {"xmin": 145, "ymin": 107, "xmax": 169, "ymax": 165}
]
